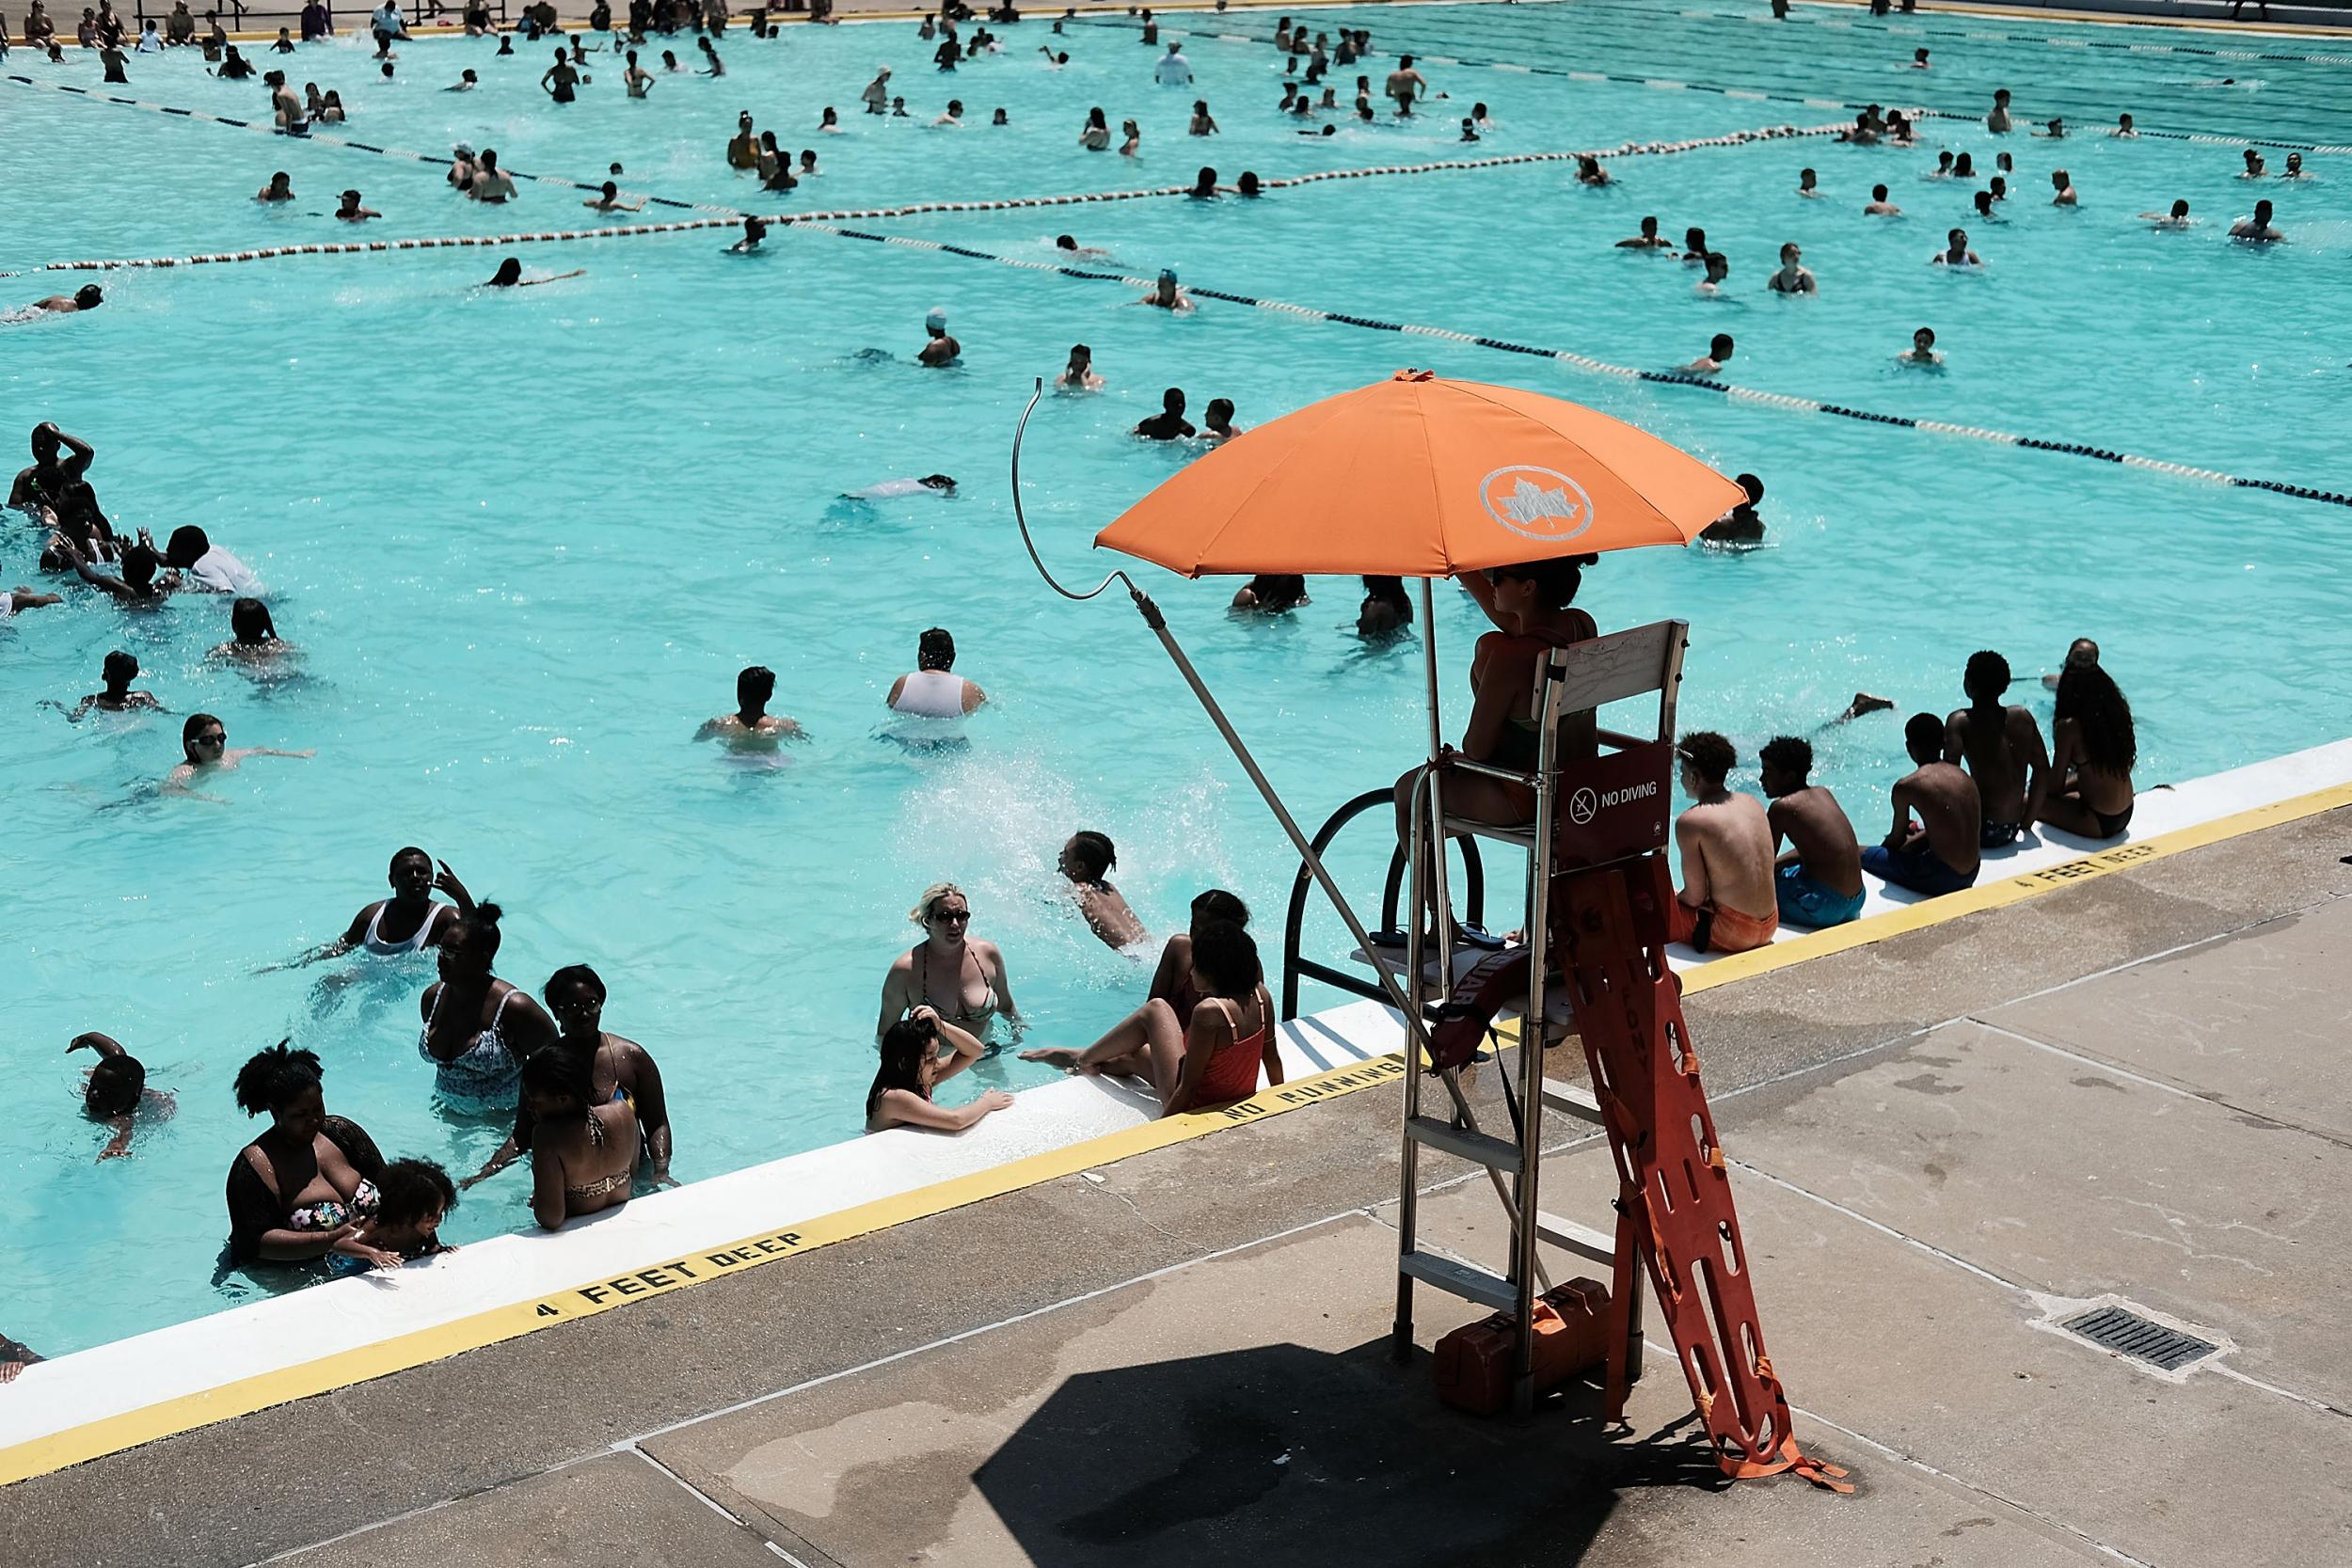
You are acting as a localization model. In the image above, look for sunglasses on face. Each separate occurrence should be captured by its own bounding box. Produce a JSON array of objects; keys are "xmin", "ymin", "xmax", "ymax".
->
[
  {"xmin": 932, "ymin": 909, "xmax": 971, "ymax": 925},
  {"xmin": 197, "ymin": 733, "xmax": 227, "ymax": 745}
]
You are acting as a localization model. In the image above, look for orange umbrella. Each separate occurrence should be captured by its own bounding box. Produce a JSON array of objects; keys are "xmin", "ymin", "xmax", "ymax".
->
[{"xmin": 1095, "ymin": 370, "xmax": 1744, "ymax": 578}]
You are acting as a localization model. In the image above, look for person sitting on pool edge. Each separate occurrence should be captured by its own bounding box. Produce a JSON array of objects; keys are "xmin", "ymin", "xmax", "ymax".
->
[
  {"xmin": 1668, "ymin": 732, "xmax": 1779, "ymax": 954},
  {"xmin": 888, "ymin": 626, "xmax": 986, "ymax": 717},
  {"xmin": 519, "ymin": 1041, "xmax": 637, "ymax": 1229},
  {"xmin": 70, "ymin": 1030, "xmax": 175, "ymax": 1160},
  {"xmin": 1863, "ymin": 713, "xmax": 1981, "ymax": 897},
  {"xmin": 1060, "ymin": 831, "xmax": 1147, "ymax": 950},
  {"xmin": 866, "ymin": 1008, "xmax": 1014, "ymax": 1133},
  {"xmin": 696, "ymin": 662, "xmax": 802, "ymax": 750},
  {"xmin": 224, "ymin": 1040, "xmax": 390, "ymax": 1267},
  {"xmin": 2041, "ymin": 658, "xmax": 2137, "ymax": 840},
  {"xmin": 1023, "ymin": 919, "xmax": 1280, "ymax": 1117},
  {"xmin": 1759, "ymin": 736, "xmax": 1865, "ymax": 929},
  {"xmin": 1946, "ymin": 649, "xmax": 2049, "ymax": 849},
  {"xmin": 266, "ymin": 846, "xmax": 474, "ymax": 970}
]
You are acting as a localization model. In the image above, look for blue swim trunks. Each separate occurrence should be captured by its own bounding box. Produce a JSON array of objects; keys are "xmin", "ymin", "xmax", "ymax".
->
[
  {"xmin": 1860, "ymin": 841, "xmax": 1978, "ymax": 898},
  {"xmin": 1776, "ymin": 863, "xmax": 1866, "ymax": 928}
]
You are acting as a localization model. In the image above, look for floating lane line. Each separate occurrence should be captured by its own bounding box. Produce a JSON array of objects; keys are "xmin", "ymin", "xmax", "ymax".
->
[
  {"xmin": 777, "ymin": 218, "xmax": 2352, "ymax": 512},
  {"xmin": 38, "ymin": 120, "xmax": 1848, "ymax": 271}
]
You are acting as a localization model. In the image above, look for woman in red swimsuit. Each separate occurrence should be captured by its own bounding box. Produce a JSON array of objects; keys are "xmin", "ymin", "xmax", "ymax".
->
[{"xmin": 1022, "ymin": 922, "xmax": 1280, "ymax": 1117}]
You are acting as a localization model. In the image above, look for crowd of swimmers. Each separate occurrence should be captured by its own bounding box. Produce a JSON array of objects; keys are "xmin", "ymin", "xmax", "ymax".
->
[{"xmin": 3, "ymin": 4, "xmax": 2219, "ymax": 1358}]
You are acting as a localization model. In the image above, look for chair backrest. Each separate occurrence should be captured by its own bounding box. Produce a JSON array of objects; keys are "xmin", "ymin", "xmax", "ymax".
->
[{"xmin": 1538, "ymin": 621, "xmax": 1689, "ymax": 871}]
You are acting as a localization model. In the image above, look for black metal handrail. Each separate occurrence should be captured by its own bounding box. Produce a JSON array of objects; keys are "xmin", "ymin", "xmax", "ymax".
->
[{"xmin": 1279, "ymin": 786, "xmax": 1486, "ymax": 1022}]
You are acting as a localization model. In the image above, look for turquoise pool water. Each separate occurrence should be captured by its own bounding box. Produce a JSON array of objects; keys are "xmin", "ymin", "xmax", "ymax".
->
[{"xmin": 7, "ymin": 2, "xmax": 2350, "ymax": 1356}]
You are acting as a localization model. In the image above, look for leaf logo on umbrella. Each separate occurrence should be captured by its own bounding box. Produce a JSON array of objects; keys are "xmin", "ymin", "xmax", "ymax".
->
[{"xmin": 1480, "ymin": 466, "xmax": 1597, "ymax": 545}]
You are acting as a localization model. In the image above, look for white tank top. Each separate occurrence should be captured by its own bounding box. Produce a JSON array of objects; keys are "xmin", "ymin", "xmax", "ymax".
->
[{"xmin": 891, "ymin": 669, "xmax": 966, "ymax": 719}]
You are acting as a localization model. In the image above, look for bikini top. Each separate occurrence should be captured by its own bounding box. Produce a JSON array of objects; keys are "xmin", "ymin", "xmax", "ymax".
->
[
  {"xmin": 917, "ymin": 941, "xmax": 999, "ymax": 1030},
  {"xmin": 288, "ymin": 1178, "xmax": 380, "ymax": 1233},
  {"xmin": 420, "ymin": 986, "xmax": 523, "ymax": 1106}
]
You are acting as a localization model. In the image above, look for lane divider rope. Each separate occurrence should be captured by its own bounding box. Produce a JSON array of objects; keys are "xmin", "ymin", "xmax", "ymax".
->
[
  {"xmin": 1068, "ymin": 14, "xmax": 2352, "ymax": 155},
  {"xmin": 780, "ymin": 216, "xmax": 2352, "ymax": 513},
  {"xmin": 39, "ymin": 120, "xmax": 1849, "ymax": 271}
]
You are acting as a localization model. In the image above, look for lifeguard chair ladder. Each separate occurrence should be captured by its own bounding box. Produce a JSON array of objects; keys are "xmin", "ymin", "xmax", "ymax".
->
[{"xmin": 1385, "ymin": 619, "xmax": 1687, "ymax": 1418}]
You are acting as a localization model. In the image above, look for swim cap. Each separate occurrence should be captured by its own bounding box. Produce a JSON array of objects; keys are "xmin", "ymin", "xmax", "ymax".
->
[
  {"xmin": 925, "ymin": 307, "xmax": 947, "ymax": 331},
  {"xmin": 453, "ymin": 142, "xmax": 474, "ymax": 156},
  {"xmin": 1159, "ymin": 267, "xmax": 1178, "ymax": 282}
]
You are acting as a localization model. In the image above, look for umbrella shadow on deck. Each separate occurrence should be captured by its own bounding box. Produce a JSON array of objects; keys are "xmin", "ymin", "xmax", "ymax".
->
[{"xmin": 970, "ymin": 1337, "xmax": 1724, "ymax": 1568}]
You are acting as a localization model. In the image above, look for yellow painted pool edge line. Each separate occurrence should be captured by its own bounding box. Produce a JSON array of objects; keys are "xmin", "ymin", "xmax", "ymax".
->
[{"xmin": 0, "ymin": 1053, "xmax": 1404, "ymax": 1487}]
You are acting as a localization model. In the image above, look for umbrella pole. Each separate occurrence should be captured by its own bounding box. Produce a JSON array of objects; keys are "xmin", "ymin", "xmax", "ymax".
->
[{"xmin": 1125, "ymin": 587, "xmax": 1422, "ymax": 1032}]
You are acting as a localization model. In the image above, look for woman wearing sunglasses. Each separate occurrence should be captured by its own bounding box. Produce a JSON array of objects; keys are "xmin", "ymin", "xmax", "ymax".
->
[{"xmin": 877, "ymin": 881, "xmax": 1020, "ymax": 1049}]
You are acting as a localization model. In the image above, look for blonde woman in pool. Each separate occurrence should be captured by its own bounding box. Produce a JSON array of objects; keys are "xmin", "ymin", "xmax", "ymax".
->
[{"xmin": 877, "ymin": 882, "xmax": 1021, "ymax": 1047}]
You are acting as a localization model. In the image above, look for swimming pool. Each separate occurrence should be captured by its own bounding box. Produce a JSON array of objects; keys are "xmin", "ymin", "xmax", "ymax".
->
[{"xmin": 7, "ymin": 1, "xmax": 2351, "ymax": 1357}]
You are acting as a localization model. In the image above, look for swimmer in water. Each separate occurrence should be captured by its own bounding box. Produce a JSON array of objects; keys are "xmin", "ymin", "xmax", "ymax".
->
[
  {"xmin": 846, "ymin": 475, "xmax": 957, "ymax": 499},
  {"xmin": 819, "ymin": 107, "xmax": 841, "ymax": 134},
  {"xmin": 54, "ymin": 650, "xmax": 163, "ymax": 720},
  {"xmin": 583, "ymin": 181, "xmax": 643, "ymax": 212},
  {"xmin": 2280, "ymin": 152, "xmax": 2306, "ymax": 179},
  {"xmin": 888, "ymin": 626, "xmax": 986, "ymax": 717},
  {"xmin": 256, "ymin": 171, "xmax": 294, "ymax": 201},
  {"xmin": 1698, "ymin": 472, "xmax": 1766, "ymax": 545},
  {"xmin": 865, "ymin": 1010, "xmax": 1012, "ymax": 1134},
  {"xmin": 695, "ymin": 35, "xmax": 722, "ymax": 74},
  {"xmin": 70, "ymin": 1031, "xmax": 175, "ymax": 1161},
  {"xmin": 1232, "ymin": 573, "xmax": 1307, "ymax": 611},
  {"xmin": 1987, "ymin": 87, "xmax": 2012, "ymax": 134},
  {"xmin": 1930, "ymin": 150, "xmax": 1954, "ymax": 180},
  {"xmin": 861, "ymin": 65, "xmax": 889, "ymax": 113},
  {"xmin": 1079, "ymin": 106, "xmax": 1110, "ymax": 150},
  {"xmin": 211, "ymin": 596, "xmax": 295, "ymax": 668},
  {"xmin": 695, "ymin": 664, "xmax": 803, "ymax": 748},
  {"xmin": 22, "ymin": 285, "xmax": 104, "ymax": 315},
  {"xmin": 932, "ymin": 99, "xmax": 964, "ymax": 127},
  {"xmin": 1972, "ymin": 189, "xmax": 1998, "ymax": 221},
  {"xmin": 879, "ymin": 883, "xmax": 1020, "ymax": 1044},
  {"xmin": 1693, "ymin": 250, "xmax": 1730, "ymax": 295},
  {"xmin": 1057, "ymin": 343, "xmax": 1103, "ymax": 391},
  {"xmin": 1679, "ymin": 226, "xmax": 1709, "ymax": 262},
  {"xmin": 2112, "ymin": 112, "xmax": 2136, "ymax": 137},
  {"xmin": 2035, "ymin": 117, "xmax": 2065, "ymax": 138},
  {"xmin": 1135, "ymin": 388, "xmax": 1196, "ymax": 440},
  {"xmin": 1189, "ymin": 99, "xmax": 1217, "ymax": 136},
  {"xmin": 1679, "ymin": 332, "xmax": 1734, "ymax": 376},
  {"xmin": 1616, "ymin": 215, "xmax": 1672, "ymax": 249},
  {"xmin": 1912, "ymin": 47, "xmax": 1929, "ymax": 69},
  {"xmin": 61, "ymin": 537, "xmax": 176, "ymax": 605},
  {"xmin": 1060, "ymin": 831, "xmax": 1148, "ymax": 950},
  {"xmin": 1898, "ymin": 325, "xmax": 1942, "ymax": 367},
  {"xmin": 164, "ymin": 712, "xmax": 311, "ymax": 793},
  {"xmin": 2229, "ymin": 199, "xmax": 2285, "ymax": 242},
  {"xmin": 2140, "ymin": 198, "xmax": 2194, "ymax": 230},
  {"xmin": 446, "ymin": 68, "xmax": 478, "ymax": 90},
  {"xmin": 727, "ymin": 215, "xmax": 768, "ymax": 253},
  {"xmin": 1797, "ymin": 167, "xmax": 1820, "ymax": 198},
  {"xmin": 1120, "ymin": 118, "xmax": 1140, "ymax": 155},
  {"xmin": 2050, "ymin": 169, "xmax": 2077, "ymax": 206},
  {"xmin": 1385, "ymin": 54, "xmax": 1427, "ymax": 117},
  {"xmin": 484, "ymin": 258, "xmax": 584, "ymax": 288},
  {"xmin": 1932, "ymin": 228, "xmax": 1982, "ymax": 266},
  {"xmin": 624, "ymin": 50, "xmax": 652, "ymax": 96},
  {"xmin": 917, "ymin": 307, "xmax": 961, "ymax": 366},
  {"xmin": 468, "ymin": 150, "xmax": 516, "ymax": 202},
  {"xmin": 1954, "ymin": 152, "xmax": 1976, "ymax": 181},
  {"xmin": 1201, "ymin": 397, "xmax": 1242, "ymax": 444},
  {"xmin": 1188, "ymin": 166, "xmax": 1219, "ymax": 198},
  {"xmin": 2241, "ymin": 148, "xmax": 2265, "ymax": 178},
  {"xmin": 1054, "ymin": 233, "xmax": 1110, "ymax": 259},
  {"xmin": 266, "ymin": 847, "xmax": 473, "ymax": 970},
  {"xmin": 1138, "ymin": 267, "xmax": 1193, "ymax": 312},
  {"xmin": 1459, "ymin": 118, "xmax": 1479, "ymax": 143},
  {"xmin": 1865, "ymin": 183, "xmax": 1901, "ymax": 216},
  {"xmin": 1767, "ymin": 242, "xmax": 1816, "ymax": 294},
  {"xmin": 1575, "ymin": 154, "xmax": 1609, "ymax": 186}
]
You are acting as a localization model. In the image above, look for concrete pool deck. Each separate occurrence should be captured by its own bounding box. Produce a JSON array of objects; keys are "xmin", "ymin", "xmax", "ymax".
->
[{"xmin": 7, "ymin": 762, "xmax": 2352, "ymax": 1565}]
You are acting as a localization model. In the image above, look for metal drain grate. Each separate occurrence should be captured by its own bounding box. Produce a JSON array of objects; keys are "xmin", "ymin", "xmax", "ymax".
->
[{"xmin": 2062, "ymin": 1306, "xmax": 2218, "ymax": 1371}]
